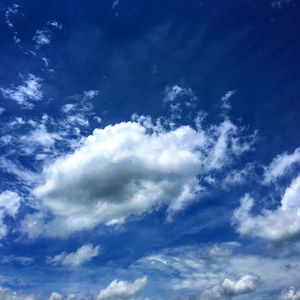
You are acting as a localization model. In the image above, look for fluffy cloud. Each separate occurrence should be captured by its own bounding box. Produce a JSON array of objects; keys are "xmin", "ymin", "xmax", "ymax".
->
[
  {"xmin": 96, "ymin": 276, "xmax": 148, "ymax": 300},
  {"xmin": 263, "ymin": 148, "xmax": 300, "ymax": 183},
  {"xmin": 0, "ymin": 74, "xmax": 43, "ymax": 109},
  {"xmin": 233, "ymin": 174, "xmax": 300, "ymax": 242},
  {"xmin": 48, "ymin": 244, "xmax": 100, "ymax": 268},
  {"xmin": 279, "ymin": 287, "xmax": 300, "ymax": 300},
  {"xmin": 33, "ymin": 30, "xmax": 51, "ymax": 46},
  {"xmin": 22, "ymin": 116, "xmax": 252, "ymax": 238}
]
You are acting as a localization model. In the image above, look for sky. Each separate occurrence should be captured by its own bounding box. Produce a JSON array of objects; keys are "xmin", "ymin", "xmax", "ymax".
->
[{"xmin": 0, "ymin": 0, "xmax": 300, "ymax": 299}]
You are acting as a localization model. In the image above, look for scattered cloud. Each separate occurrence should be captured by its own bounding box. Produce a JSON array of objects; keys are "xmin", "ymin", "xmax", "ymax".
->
[
  {"xmin": 48, "ymin": 244, "xmax": 100, "ymax": 268},
  {"xmin": 0, "ymin": 74, "xmax": 43, "ymax": 109},
  {"xmin": 233, "ymin": 175, "xmax": 300, "ymax": 242},
  {"xmin": 96, "ymin": 276, "xmax": 148, "ymax": 300}
]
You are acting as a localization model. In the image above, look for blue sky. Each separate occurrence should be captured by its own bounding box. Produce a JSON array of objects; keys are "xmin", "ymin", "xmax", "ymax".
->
[{"xmin": 0, "ymin": 0, "xmax": 300, "ymax": 299}]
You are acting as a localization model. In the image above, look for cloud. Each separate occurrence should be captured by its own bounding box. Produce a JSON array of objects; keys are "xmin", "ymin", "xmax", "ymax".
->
[
  {"xmin": 22, "ymin": 115, "xmax": 253, "ymax": 238},
  {"xmin": 46, "ymin": 20, "xmax": 63, "ymax": 30},
  {"xmin": 48, "ymin": 244, "xmax": 100, "ymax": 268},
  {"xmin": 188, "ymin": 275, "xmax": 259, "ymax": 300},
  {"xmin": 279, "ymin": 287, "xmax": 300, "ymax": 300},
  {"xmin": 49, "ymin": 292, "xmax": 63, "ymax": 300},
  {"xmin": 0, "ymin": 74, "xmax": 43, "ymax": 109},
  {"xmin": 233, "ymin": 175, "xmax": 300, "ymax": 242},
  {"xmin": 222, "ymin": 274, "xmax": 259, "ymax": 296},
  {"xmin": 96, "ymin": 276, "xmax": 148, "ymax": 300},
  {"xmin": 0, "ymin": 191, "xmax": 21, "ymax": 239},
  {"xmin": 164, "ymin": 84, "xmax": 195, "ymax": 102},
  {"xmin": 33, "ymin": 30, "xmax": 52, "ymax": 46},
  {"xmin": 220, "ymin": 90, "xmax": 237, "ymax": 111},
  {"xmin": 0, "ymin": 286, "xmax": 37, "ymax": 300},
  {"xmin": 263, "ymin": 148, "xmax": 300, "ymax": 183}
]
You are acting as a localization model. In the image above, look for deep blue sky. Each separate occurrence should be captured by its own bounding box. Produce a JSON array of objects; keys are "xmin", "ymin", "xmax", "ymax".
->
[{"xmin": 0, "ymin": 0, "xmax": 300, "ymax": 299}]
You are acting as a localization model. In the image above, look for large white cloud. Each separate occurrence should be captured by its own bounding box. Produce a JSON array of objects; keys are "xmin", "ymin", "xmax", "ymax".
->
[
  {"xmin": 222, "ymin": 274, "xmax": 259, "ymax": 296},
  {"xmin": 96, "ymin": 276, "xmax": 148, "ymax": 300},
  {"xmin": 48, "ymin": 244, "xmax": 100, "ymax": 268},
  {"xmin": 22, "ymin": 117, "xmax": 251, "ymax": 238},
  {"xmin": 233, "ymin": 174, "xmax": 300, "ymax": 242}
]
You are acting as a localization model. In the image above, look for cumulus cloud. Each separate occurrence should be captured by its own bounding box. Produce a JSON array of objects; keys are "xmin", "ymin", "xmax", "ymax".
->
[
  {"xmin": 21, "ymin": 115, "xmax": 253, "ymax": 238},
  {"xmin": 49, "ymin": 292, "xmax": 63, "ymax": 300},
  {"xmin": 279, "ymin": 287, "xmax": 300, "ymax": 300},
  {"xmin": 233, "ymin": 175, "xmax": 300, "ymax": 242},
  {"xmin": 96, "ymin": 276, "xmax": 148, "ymax": 300},
  {"xmin": 0, "ymin": 74, "xmax": 43, "ymax": 109},
  {"xmin": 48, "ymin": 244, "xmax": 100, "ymax": 268},
  {"xmin": 263, "ymin": 148, "xmax": 300, "ymax": 183}
]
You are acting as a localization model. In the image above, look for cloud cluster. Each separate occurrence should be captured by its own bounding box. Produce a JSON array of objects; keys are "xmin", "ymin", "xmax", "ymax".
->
[
  {"xmin": 96, "ymin": 276, "xmax": 148, "ymax": 300},
  {"xmin": 233, "ymin": 174, "xmax": 300, "ymax": 242},
  {"xmin": 48, "ymin": 244, "xmax": 100, "ymax": 268},
  {"xmin": 21, "ymin": 115, "xmax": 252, "ymax": 238}
]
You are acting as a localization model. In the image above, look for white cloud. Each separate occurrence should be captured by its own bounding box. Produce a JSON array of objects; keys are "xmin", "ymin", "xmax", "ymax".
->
[
  {"xmin": 222, "ymin": 274, "xmax": 259, "ymax": 296},
  {"xmin": 48, "ymin": 244, "xmax": 100, "ymax": 268},
  {"xmin": 221, "ymin": 90, "xmax": 236, "ymax": 111},
  {"xmin": 47, "ymin": 20, "xmax": 63, "ymax": 30},
  {"xmin": 263, "ymin": 148, "xmax": 300, "ymax": 183},
  {"xmin": 0, "ymin": 107, "xmax": 5, "ymax": 114},
  {"xmin": 0, "ymin": 191, "xmax": 21, "ymax": 240},
  {"xmin": 49, "ymin": 292, "xmax": 63, "ymax": 300},
  {"xmin": 233, "ymin": 175, "xmax": 300, "ymax": 242},
  {"xmin": 279, "ymin": 287, "xmax": 300, "ymax": 300},
  {"xmin": 0, "ymin": 190, "xmax": 21, "ymax": 217},
  {"xmin": 22, "ymin": 116, "xmax": 252, "ymax": 238},
  {"xmin": 5, "ymin": 4, "xmax": 20, "ymax": 28},
  {"xmin": 0, "ymin": 74, "xmax": 43, "ymax": 109},
  {"xmin": 164, "ymin": 85, "xmax": 194, "ymax": 102},
  {"xmin": 0, "ymin": 286, "xmax": 37, "ymax": 300},
  {"xmin": 33, "ymin": 30, "xmax": 51, "ymax": 46},
  {"xmin": 83, "ymin": 90, "xmax": 99, "ymax": 100},
  {"xmin": 96, "ymin": 276, "xmax": 148, "ymax": 300}
]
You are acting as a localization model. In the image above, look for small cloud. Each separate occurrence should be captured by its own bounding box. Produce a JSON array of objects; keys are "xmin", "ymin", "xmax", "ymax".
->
[
  {"xmin": 48, "ymin": 244, "xmax": 100, "ymax": 268},
  {"xmin": 33, "ymin": 30, "xmax": 52, "ymax": 47},
  {"xmin": 112, "ymin": 0, "xmax": 120, "ymax": 9},
  {"xmin": 46, "ymin": 20, "xmax": 63, "ymax": 30},
  {"xmin": 96, "ymin": 276, "xmax": 148, "ymax": 300},
  {"xmin": 221, "ymin": 90, "xmax": 237, "ymax": 111}
]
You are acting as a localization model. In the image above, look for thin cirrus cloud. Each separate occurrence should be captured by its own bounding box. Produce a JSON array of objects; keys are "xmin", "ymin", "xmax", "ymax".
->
[
  {"xmin": 20, "ymin": 114, "xmax": 254, "ymax": 238},
  {"xmin": 0, "ymin": 74, "xmax": 43, "ymax": 109},
  {"xmin": 48, "ymin": 244, "xmax": 100, "ymax": 268}
]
